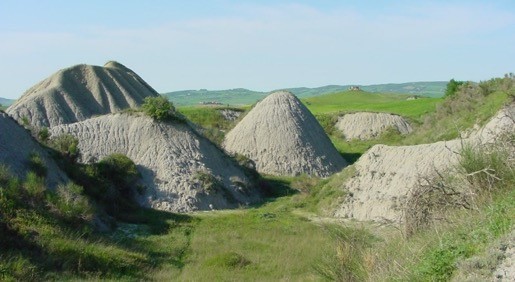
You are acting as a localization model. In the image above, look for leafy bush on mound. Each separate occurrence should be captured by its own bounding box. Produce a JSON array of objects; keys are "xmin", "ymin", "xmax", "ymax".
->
[{"xmin": 142, "ymin": 96, "xmax": 177, "ymax": 121}]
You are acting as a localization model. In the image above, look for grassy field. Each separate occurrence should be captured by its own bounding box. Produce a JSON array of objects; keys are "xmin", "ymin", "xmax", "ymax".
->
[{"xmin": 303, "ymin": 90, "xmax": 441, "ymax": 119}]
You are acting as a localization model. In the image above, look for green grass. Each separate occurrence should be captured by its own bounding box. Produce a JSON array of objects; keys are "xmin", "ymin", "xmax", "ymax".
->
[
  {"xmin": 304, "ymin": 91, "xmax": 440, "ymax": 119},
  {"xmin": 166, "ymin": 200, "xmax": 334, "ymax": 281}
]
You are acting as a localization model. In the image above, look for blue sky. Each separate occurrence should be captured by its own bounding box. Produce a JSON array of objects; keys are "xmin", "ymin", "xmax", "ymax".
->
[{"xmin": 1, "ymin": 0, "xmax": 514, "ymax": 99}]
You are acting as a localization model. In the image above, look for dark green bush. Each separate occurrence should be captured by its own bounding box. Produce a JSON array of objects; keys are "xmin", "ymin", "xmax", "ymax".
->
[
  {"xmin": 98, "ymin": 153, "xmax": 139, "ymax": 187},
  {"xmin": 142, "ymin": 96, "xmax": 176, "ymax": 121},
  {"xmin": 51, "ymin": 134, "xmax": 79, "ymax": 162},
  {"xmin": 445, "ymin": 79, "xmax": 465, "ymax": 97},
  {"xmin": 38, "ymin": 127, "xmax": 50, "ymax": 142}
]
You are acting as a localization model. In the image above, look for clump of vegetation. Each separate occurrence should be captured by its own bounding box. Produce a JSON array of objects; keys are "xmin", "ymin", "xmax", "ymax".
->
[
  {"xmin": 37, "ymin": 127, "xmax": 50, "ymax": 142},
  {"xmin": 64, "ymin": 153, "xmax": 142, "ymax": 218},
  {"xmin": 50, "ymin": 133, "xmax": 80, "ymax": 162},
  {"xmin": 290, "ymin": 174, "xmax": 320, "ymax": 194},
  {"xmin": 27, "ymin": 151, "xmax": 47, "ymax": 178},
  {"xmin": 50, "ymin": 183, "xmax": 94, "ymax": 223},
  {"xmin": 193, "ymin": 170, "xmax": 224, "ymax": 194},
  {"xmin": 445, "ymin": 78, "xmax": 465, "ymax": 97},
  {"xmin": 179, "ymin": 106, "xmax": 247, "ymax": 145},
  {"xmin": 142, "ymin": 96, "xmax": 177, "ymax": 121},
  {"xmin": 205, "ymin": 252, "xmax": 251, "ymax": 269},
  {"xmin": 405, "ymin": 74, "xmax": 513, "ymax": 143},
  {"xmin": 315, "ymin": 226, "xmax": 376, "ymax": 282},
  {"xmin": 314, "ymin": 113, "xmax": 339, "ymax": 136}
]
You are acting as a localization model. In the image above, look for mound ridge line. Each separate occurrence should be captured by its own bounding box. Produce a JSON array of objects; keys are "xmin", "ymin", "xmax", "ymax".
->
[{"xmin": 7, "ymin": 61, "xmax": 159, "ymax": 128}]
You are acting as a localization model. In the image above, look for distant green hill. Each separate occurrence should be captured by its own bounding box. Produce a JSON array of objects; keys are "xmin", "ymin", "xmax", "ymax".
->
[
  {"xmin": 0, "ymin": 97, "xmax": 14, "ymax": 107},
  {"xmin": 360, "ymin": 81, "xmax": 446, "ymax": 98},
  {"xmin": 163, "ymin": 82, "xmax": 446, "ymax": 106}
]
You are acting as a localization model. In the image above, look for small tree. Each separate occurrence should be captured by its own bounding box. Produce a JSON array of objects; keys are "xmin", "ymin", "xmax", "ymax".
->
[
  {"xmin": 141, "ymin": 96, "xmax": 176, "ymax": 121},
  {"xmin": 445, "ymin": 79, "xmax": 464, "ymax": 97}
]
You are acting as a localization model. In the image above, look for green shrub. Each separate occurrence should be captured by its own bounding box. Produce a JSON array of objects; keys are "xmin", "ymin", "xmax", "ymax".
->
[
  {"xmin": 193, "ymin": 170, "xmax": 223, "ymax": 194},
  {"xmin": 445, "ymin": 79, "xmax": 465, "ymax": 97},
  {"xmin": 315, "ymin": 113, "xmax": 339, "ymax": 136},
  {"xmin": 51, "ymin": 134, "xmax": 80, "ymax": 162},
  {"xmin": 459, "ymin": 140, "xmax": 514, "ymax": 192},
  {"xmin": 23, "ymin": 172, "xmax": 46, "ymax": 199},
  {"xmin": 142, "ymin": 96, "xmax": 176, "ymax": 121},
  {"xmin": 51, "ymin": 183, "xmax": 94, "ymax": 222},
  {"xmin": 98, "ymin": 153, "xmax": 139, "ymax": 187},
  {"xmin": 38, "ymin": 127, "xmax": 50, "ymax": 142},
  {"xmin": 27, "ymin": 152, "xmax": 47, "ymax": 178}
]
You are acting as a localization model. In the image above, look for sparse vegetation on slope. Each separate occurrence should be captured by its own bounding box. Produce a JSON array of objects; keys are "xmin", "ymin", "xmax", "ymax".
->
[
  {"xmin": 179, "ymin": 105, "xmax": 246, "ymax": 145},
  {"xmin": 404, "ymin": 77, "xmax": 513, "ymax": 144}
]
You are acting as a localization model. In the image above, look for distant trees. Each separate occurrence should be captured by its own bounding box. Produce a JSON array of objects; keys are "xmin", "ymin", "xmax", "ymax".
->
[{"xmin": 445, "ymin": 79, "xmax": 465, "ymax": 97}]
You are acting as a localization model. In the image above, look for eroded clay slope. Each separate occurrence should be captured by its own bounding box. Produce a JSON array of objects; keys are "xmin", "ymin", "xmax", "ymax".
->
[
  {"xmin": 50, "ymin": 113, "xmax": 261, "ymax": 212},
  {"xmin": 223, "ymin": 91, "xmax": 347, "ymax": 177},
  {"xmin": 335, "ymin": 104, "xmax": 515, "ymax": 223},
  {"xmin": 0, "ymin": 112, "xmax": 67, "ymax": 187},
  {"xmin": 7, "ymin": 61, "xmax": 158, "ymax": 128},
  {"xmin": 336, "ymin": 112, "xmax": 412, "ymax": 140}
]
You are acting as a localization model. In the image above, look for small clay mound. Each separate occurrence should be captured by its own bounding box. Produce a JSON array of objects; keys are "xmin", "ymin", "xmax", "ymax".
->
[
  {"xmin": 336, "ymin": 112, "xmax": 412, "ymax": 140},
  {"xmin": 50, "ymin": 113, "xmax": 261, "ymax": 212},
  {"xmin": 334, "ymin": 105, "xmax": 515, "ymax": 223},
  {"xmin": 223, "ymin": 91, "xmax": 347, "ymax": 177},
  {"xmin": 219, "ymin": 109, "xmax": 242, "ymax": 121},
  {"xmin": 0, "ymin": 113, "xmax": 67, "ymax": 187},
  {"xmin": 7, "ymin": 61, "xmax": 159, "ymax": 128}
]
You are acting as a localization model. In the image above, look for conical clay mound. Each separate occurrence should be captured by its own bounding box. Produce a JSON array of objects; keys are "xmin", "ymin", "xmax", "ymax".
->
[
  {"xmin": 223, "ymin": 91, "xmax": 347, "ymax": 177},
  {"xmin": 50, "ymin": 113, "xmax": 262, "ymax": 212},
  {"xmin": 7, "ymin": 61, "xmax": 159, "ymax": 128},
  {"xmin": 0, "ymin": 112, "xmax": 68, "ymax": 188}
]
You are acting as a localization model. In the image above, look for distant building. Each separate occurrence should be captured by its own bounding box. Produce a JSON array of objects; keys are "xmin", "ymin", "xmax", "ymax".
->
[{"xmin": 349, "ymin": 86, "xmax": 361, "ymax": 91}]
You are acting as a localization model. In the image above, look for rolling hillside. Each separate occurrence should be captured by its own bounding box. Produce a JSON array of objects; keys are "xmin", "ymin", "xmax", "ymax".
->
[
  {"xmin": 0, "ymin": 97, "xmax": 14, "ymax": 107},
  {"xmin": 164, "ymin": 81, "xmax": 446, "ymax": 106}
]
